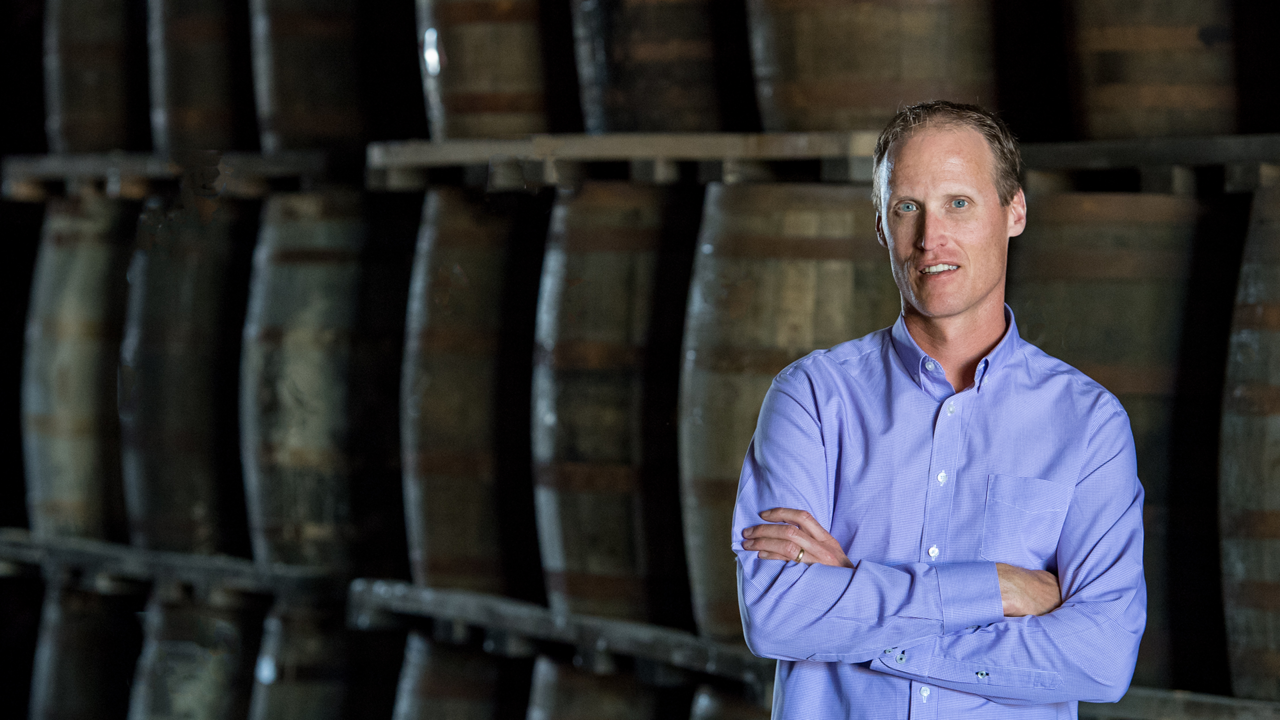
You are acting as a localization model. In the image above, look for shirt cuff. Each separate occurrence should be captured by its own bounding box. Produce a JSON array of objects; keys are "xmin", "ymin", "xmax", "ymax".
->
[{"xmin": 935, "ymin": 561, "xmax": 1004, "ymax": 634}]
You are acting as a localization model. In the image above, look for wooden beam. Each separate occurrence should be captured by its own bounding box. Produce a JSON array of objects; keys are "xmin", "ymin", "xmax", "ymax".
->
[
  {"xmin": 346, "ymin": 578, "xmax": 775, "ymax": 690},
  {"xmin": 0, "ymin": 527, "xmax": 339, "ymax": 597}
]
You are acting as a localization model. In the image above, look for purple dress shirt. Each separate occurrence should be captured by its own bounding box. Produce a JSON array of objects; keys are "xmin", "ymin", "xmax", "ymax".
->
[{"xmin": 732, "ymin": 308, "xmax": 1146, "ymax": 719}]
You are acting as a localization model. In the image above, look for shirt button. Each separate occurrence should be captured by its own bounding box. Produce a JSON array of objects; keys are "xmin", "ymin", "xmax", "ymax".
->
[
  {"xmin": 920, "ymin": 686, "xmax": 931, "ymax": 698},
  {"xmin": 928, "ymin": 545, "xmax": 939, "ymax": 558},
  {"xmin": 925, "ymin": 361, "xmax": 936, "ymax": 371},
  {"xmin": 937, "ymin": 471, "xmax": 947, "ymax": 486},
  {"xmin": 947, "ymin": 402, "xmax": 955, "ymax": 416}
]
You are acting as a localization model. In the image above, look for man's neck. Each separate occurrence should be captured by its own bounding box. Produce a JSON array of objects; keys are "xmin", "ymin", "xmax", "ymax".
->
[{"xmin": 903, "ymin": 300, "xmax": 1008, "ymax": 393}]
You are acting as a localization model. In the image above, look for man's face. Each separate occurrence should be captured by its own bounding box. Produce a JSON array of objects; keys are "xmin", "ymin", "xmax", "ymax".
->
[{"xmin": 876, "ymin": 125, "xmax": 1026, "ymax": 324}]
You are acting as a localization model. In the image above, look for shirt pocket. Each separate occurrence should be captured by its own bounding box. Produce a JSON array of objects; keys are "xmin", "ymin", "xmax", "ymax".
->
[{"xmin": 979, "ymin": 474, "xmax": 1074, "ymax": 569}]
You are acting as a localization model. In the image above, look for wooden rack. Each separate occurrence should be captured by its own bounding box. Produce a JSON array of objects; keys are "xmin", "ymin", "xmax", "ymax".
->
[
  {"xmin": 0, "ymin": 530, "xmax": 1276, "ymax": 719},
  {"xmin": 1, "ymin": 150, "xmax": 329, "ymax": 201},
  {"xmin": 6, "ymin": 132, "xmax": 1280, "ymax": 717},
  {"xmin": 6, "ymin": 131, "xmax": 1280, "ymax": 200}
]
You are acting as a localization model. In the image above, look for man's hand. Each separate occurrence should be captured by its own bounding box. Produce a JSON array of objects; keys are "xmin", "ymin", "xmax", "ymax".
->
[
  {"xmin": 742, "ymin": 508, "xmax": 854, "ymax": 569},
  {"xmin": 998, "ymin": 563, "xmax": 1062, "ymax": 616}
]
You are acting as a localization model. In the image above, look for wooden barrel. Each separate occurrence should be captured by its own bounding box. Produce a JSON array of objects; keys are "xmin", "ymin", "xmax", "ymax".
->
[
  {"xmin": 391, "ymin": 632, "xmax": 498, "ymax": 720},
  {"xmin": 402, "ymin": 189, "xmax": 514, "ymax": 593},
  {"xmin": 527, "ymin": 655, "xmax": 655, "ymax": 720},
  {"xmin": 689, "ymin": 685, "xmax": 771, "ymax": 720},
  {"xmin": 249, "ymin": 0, "xmax": 363, "ymax": 153},
  {"xmin": 679, "ymin": 183, "xmax": 895, "ymax": 642},
  {"xmin": 120, "ymin": 196, "xmax": 236, "ymax": 554},
  {"xmin": 745, "ymin": 0, "xmax": 995, "ymax": 132},
  {"xmin": 127, "ymin": 584, "xmax": 259, "ymax": 720},
  {"xmin": 246, "ymin": 602, "xmax": 346, "ymax": 720},
  {"xmin": 240, "ymin": 191, "xmax": 364, "ymax": 570},
  {"xmin": 571, "ymin": 0, "xmax": 720, "ymax": 132},
  {"xmin": 44, "ymin": 0, "xmax": 130, "ymax": 152},
  {"xmin": 23, "ymin": 194, "xmax": 133, "ymax": 541},
  {"xmin": 29, "ymin": 575, "xmax": 145, "ymax": 720},
  {"xmin": 1005, "ymin": 192, "xmax": 1201, "ymax": 688},
  {"xmin": 416, "ymin": 0, "xmax": 547, "ymax": 139},
  {"xmin": 1220, "ymin": 186, "xmax": 1280, "ymax": 701},
  {"xmin": 146, "ymin": 0, "xmax": 236, "ymax": 154},
  {"xmin": 533, "ymin": 182, "xmax": 665, "ymax": 620},
  {"xmin": 1073, "ymin": 0, "xmax": 1236, "ymax": 139}
]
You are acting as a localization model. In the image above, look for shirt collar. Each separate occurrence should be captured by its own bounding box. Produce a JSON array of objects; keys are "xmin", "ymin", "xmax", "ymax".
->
[{"xmin": 889, "ymin": 305, "xmax": 1022, "ymax": 394}]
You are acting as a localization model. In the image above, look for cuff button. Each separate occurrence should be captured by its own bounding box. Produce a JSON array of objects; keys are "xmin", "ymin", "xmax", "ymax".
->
[{"xmin": 976, "ymin": 671, "xmax": 989, "ymax": 679}]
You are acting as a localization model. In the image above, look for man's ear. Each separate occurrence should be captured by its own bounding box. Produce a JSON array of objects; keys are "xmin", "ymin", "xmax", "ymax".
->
[
  {"xmin": 1007, "ymin": 188, "xmax": 1027, "ymax": 238},
  {"xmin": 876, "ymin": 212, "xmax": 888, "ymax": 248}
]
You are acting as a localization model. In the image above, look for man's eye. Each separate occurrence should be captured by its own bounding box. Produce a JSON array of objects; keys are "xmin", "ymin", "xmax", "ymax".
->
[
  {"xmin": 899, "ymin": 202, "xmax": 917, "ymax": 212},
  {"xmin": 951, "ymin": 199, "xmax": 968, "ymax": 208}
]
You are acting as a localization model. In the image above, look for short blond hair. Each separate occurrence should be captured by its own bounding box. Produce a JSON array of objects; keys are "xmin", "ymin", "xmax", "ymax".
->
[{"xmin": 871, "ymin": 100, "xmax": 1022, "ymax": 211}]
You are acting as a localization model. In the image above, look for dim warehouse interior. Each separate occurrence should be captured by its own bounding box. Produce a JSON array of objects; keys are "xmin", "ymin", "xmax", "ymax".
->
[{"xmin": 2, "ymin": 0, "xmax": 1280, "ymax": 718}]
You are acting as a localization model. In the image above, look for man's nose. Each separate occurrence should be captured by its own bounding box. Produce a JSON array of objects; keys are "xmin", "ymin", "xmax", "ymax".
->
[{"xmin": 916, "ymin": 209, "xmax": 949, "ymax": 251}]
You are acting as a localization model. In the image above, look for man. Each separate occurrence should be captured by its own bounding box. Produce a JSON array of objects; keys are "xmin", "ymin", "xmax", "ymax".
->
[{"xmin": 733, "ymin": 101, "xmax": 1146, "ymax": 718}]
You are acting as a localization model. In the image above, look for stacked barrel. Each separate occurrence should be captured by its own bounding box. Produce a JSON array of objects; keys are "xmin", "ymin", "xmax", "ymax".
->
[
  {"xmin": 11, "ymin": 0, "xmax": 1280, "ymax": 716},
  {"xmin": 1221, "ymin": 187, "xmax": 1280, "ymax": 702}
]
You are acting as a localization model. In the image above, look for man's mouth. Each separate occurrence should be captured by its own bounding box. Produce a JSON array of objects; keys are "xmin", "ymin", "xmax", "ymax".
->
[{"xmin": 920, "ymin": 264, "xmax": 959, "ymax": 274}]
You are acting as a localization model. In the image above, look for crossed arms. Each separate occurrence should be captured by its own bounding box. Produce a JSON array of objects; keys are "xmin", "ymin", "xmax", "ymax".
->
[{"xmin": 731, "ymin": 377, "xmax": 1147, "ymax": 706}]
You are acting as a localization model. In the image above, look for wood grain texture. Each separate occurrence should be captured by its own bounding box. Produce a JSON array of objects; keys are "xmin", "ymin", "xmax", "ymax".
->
[
  {"xmin": 250, "ymin": 0, "xmax": 364, "ymax": 152},
  {"xmin": 390, "ymin": 632, "xmax": 499, "ymax": 720},
  {"xmin": 1220, "ymin": 185, "xmax": 1280, "ymax": 701},
  {"xmin": 746, "ymin": 0, "xmax": 995, "ymax": 131},
  {"xmin": 679, "ymin": 182, "xmax": 896, "ymax": 642},
  {"xmin": 402, "ymin": 189, "xmax": 514, "ymax": 594},
  {"xmin": 119, "ymin": 197, "xmax": 236, "ymax": 554},
  {"xmin": 417, "ymin": 0, "xmax": 548, "ymax": 139},
  {"xmin": 127, "ymin": 587, "xmax": 260, "ymax": 720},
  {"xmin": 146, "ymin": 0, "xmax": 236, "ymax": 154},
  {"xmin": 1073, "ymin": 0, "xmax": 1237, "ymax": 138},
  {"xmin": 1006, "ymin": 192, "xmax": 1201, "ymax": 689},
  {"xmin": 23, "ymin": 195, "xmax": 133, "ymax": 542},
  {"xmin": 44, "ymin": 0, "xmax": 131, "ymax": 152},
  {"xmin": 526, "ymin": 655, "xmax": 656, "ymax": 720},
  {"xmin": 533, "ymin": 182, "xmax": 664, "ymax": 620},
  {"xmin": 29, "ymin": 579, "xmax": 144, "ymax": 720},
  {"xmin": 246, "ymin": 603, "xmax": 347, "ymax": 720},
  {"xmin": 572, "ymin": 0, "xmax": 721, "ymax": 132},
  {"xmin": 240, "ymin": 191, "xmax": 364, "ymax": 570}
]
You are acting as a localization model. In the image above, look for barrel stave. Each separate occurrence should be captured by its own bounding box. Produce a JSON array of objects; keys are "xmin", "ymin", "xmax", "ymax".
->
[
  {"xmin": 417, "ymin": 0, "xmax": 548, "ymax": 139},
  {"xmin": 250, "ymin": 0, "xmax": 364, "ymax": 153},
  {"xmin": 533, "ymin": 183, "xmax": 664, "ymax": 621},
  {"xmin": 23, "ymin": 195, "xmax": 134, "ymax": 542},
  {"xmin": 241, "ymin": 191, "xmax": 365, "ymax": 570},
  {"xmin": 1073, "ymin": 0, "xmax": 1236, "ymax": 138},
  {"xmin": 127, "ymin": 586, "xmax": 261, "ymax": 720},
  {"xmin": 402, "ymin": 189, "xmax": 515, "ymax": 593},
  {"xmin": 246, "ymin": 603, "xmax": 347, "ymax": 720},
  {"xmin": 747, "ymin": 0, "xmax": 995, "ymax": 132},
  {"xmin": 147, "ymin": 0, "xmax": 236, "ymax": 154},
  {"xmin": 527, "ymin": 655, "xmax": 656, "ymax": 720},
  {"xmin": 391, "ymin": 632, "xmax": 499, "ymax": 720},
  {"xmin": 30, "ymin": 578, "xmax": 145, "ymax": 720},
  {"xmin": 44, "ymin": 0, "xmax": 131, "ymax": 152},
  {"xmin": 1219, "ymin": 186, "xmax": 1280, "ymax": 701},
  {"xmin": 120, "ymin": 197, "xmax": 236, "ymax": 554}
]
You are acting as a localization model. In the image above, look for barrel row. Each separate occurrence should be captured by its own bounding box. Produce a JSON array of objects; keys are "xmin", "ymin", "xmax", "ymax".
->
[
  {"xmin": 45, "ymin": 0, "xmax": 1240, "ymax": 151},
  {"xmin": 17, "ymin": 179, "xmax": 1280, "ymax": 712}
]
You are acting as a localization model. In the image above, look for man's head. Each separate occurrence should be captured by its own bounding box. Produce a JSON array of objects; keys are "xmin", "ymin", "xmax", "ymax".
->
[
  {"xmin": 873, "ymin": 101, "xmax": 1027, "ymax": 328},
  {"xmin": 871, "ymin": 101, "xmax": 1022, "ymax": 213}
]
